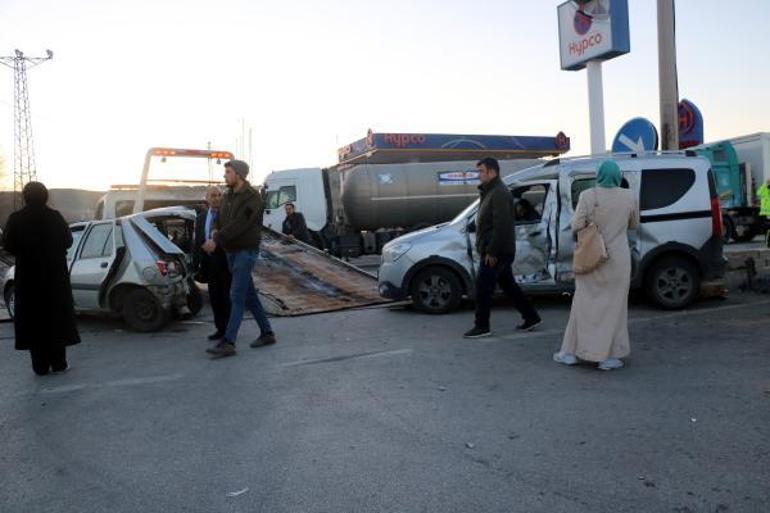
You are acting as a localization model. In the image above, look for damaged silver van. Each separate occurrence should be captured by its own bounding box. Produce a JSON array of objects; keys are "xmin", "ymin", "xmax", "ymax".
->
[
  {"xmin": 378, "ymin": 152, "xmax": 726, "ymax": 313},
  {"xmin": 3, "ymin": 209, "xmax": 194, "ymax": 331}
]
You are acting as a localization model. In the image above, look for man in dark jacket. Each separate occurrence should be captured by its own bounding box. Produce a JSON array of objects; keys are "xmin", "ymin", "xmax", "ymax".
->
[
  {"xmin": 194, "ymin": 186, "xmax": 231, "ymax": 341},
  {"xmin": 202, "ymin": 160, "xmax": 277, "ymax": 357},
  {"xmin": 464, "ymin": 158, "xmax": 541, "ymax": 338},
  {"xmin": 2, "ymin": 182, "xmax": 80, "ymax": 375},
  {"xmin": 281, "ymin": 202, "xmax": 311, "ymax": 244}
]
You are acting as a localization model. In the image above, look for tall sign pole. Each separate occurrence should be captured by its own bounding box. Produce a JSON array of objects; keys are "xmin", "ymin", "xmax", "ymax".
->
[
  {"xmin": 586, "ymin": 60, "xmax": 606, "ymax": 154},
  {"xmin": 657, "ymin": 0, "xmax": 679, "ymax": 151},
  {"xmin": 558, "ymin": 1, "xmax": 630, "ymax": 156}
]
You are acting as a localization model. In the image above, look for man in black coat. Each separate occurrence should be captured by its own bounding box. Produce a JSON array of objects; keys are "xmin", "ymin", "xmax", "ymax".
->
[
  {"xmin": 2, "ymin": 182, "xmax": 80, "ymax": 375},
  {"xmin": 464, "ymin": 158, "xmax": 541, "ymax": 339},
  {"xmin": 281, "ymin": 202, "xmax": 311, "ymax": 245},
  {"xmin": 194, "ymin": 186, "xmax": 232, "ymax": 341}
]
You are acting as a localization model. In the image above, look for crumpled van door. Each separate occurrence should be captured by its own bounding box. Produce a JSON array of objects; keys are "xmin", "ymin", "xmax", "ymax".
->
[{"xmin": 511, "ymin": 180, "xmax": 559, "ymax": 288}]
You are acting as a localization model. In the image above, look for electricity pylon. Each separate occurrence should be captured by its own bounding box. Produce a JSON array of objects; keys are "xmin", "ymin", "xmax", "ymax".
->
[{"xmin": 0, "ymin": 49, "xmax": 53, "ymax": 205}]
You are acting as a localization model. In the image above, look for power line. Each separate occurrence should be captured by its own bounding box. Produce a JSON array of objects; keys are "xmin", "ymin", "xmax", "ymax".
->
[{"xmin": 0, "ymin": 49, "xmax": 53, "ymax": 203}]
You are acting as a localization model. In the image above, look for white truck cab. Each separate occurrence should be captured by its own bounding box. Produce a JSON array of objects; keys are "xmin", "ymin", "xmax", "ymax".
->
[{"xmin": 262, "ymin": 168, "xmax": 328, "ymax": 235}]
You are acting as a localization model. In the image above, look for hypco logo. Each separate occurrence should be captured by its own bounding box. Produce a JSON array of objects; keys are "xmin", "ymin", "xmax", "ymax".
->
[
  {"xmin": 383, "ymin": 133, "xmax": 427, "ymax": 148},
  {"xmin": 569, "ymin": 33, "xmax": 603, "ymax": 56}
]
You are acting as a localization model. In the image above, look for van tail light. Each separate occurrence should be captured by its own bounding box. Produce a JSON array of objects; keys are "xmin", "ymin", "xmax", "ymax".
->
[{"xmin": 710, "ymin": 197, "xmax": 723, "ymax": 238}]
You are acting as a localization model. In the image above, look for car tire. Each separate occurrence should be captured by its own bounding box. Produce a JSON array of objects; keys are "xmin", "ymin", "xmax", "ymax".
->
[
  {"xmin": 121, "ymin": 288, "xmax": 169, "ymax": 332},
  {"xmin": 731, "ymin": 225, "xmax": 756, "ymax": 243},
  {"xmin": 4, "ymin": 283, "xmax": 14, "ymax": 320},
  {"xmin": 410, "ymin": 266, "xmax": 463, "ymax": 314},
  {"xmin": 645, "ymin": 256, "xmax": 701, "ymax": 310}
]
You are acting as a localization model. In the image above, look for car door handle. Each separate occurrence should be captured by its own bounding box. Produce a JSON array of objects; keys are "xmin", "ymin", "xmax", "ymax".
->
[
  {"xmin": 100, "ymin": 262, "xmax": 109, "ymax": 268},
  {"xmin": 528, "ymin": 231, "xmax": 542, "ymax": 238}
]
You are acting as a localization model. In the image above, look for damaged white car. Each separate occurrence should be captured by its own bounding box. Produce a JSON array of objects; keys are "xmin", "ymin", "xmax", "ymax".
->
[{"xmin": 2, "ymin": 209, "xmax": 196, "ymax": 332}]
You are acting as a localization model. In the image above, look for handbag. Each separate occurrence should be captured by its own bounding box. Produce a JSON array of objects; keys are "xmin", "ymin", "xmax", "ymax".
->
[{"xmin": 573, "ymin": 188, "xmax": 608, "ymax": 274}]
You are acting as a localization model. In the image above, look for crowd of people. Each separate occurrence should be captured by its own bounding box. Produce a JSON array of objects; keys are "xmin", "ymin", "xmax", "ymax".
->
[{"xmin": 7, "ymin": 156, "xmax": 767, "ymax": 376}]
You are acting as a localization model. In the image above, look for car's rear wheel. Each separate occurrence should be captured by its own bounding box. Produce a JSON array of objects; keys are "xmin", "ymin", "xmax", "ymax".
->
[
  {"xmin": 4, "ymin": 283, "xmax": 14, "ymax": 320},
  {"xmin": 731, "ymin": 224, "xmax": 756, "ymax": 243},
  {"xmin": 121, "ymin": 288, "xmax": 169, "ymax": 332},
  {"xmin": 186, "ymin": 279, "xmax": 203, "ymax": 316},
  {"xmin": 645, "ymin": 256, "xmax": 700, "ymax": 310},
  {"xmin": 410, "ymin": 267, "xmax": 463, "ymax": 314}
]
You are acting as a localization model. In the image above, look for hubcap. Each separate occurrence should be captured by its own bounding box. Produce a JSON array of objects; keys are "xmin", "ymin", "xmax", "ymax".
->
[
  {"xmin": 417, "ymin": 275, "xmax": 453, "ymax": 309},
  {"xmin": 656, "ymin": 267, "xmax": 692, "ymax": 304}
]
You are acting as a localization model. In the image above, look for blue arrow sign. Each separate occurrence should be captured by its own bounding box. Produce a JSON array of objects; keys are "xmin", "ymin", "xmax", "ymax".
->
[{"xmin": 612, "ymin": 117, "xmax": 659, "ymax": 153}]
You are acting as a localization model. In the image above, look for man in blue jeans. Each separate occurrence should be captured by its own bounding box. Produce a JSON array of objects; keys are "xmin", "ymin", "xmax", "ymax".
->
[{"xmin": 202, "ymin": 160, "xmax": 277, "ymax": 358}]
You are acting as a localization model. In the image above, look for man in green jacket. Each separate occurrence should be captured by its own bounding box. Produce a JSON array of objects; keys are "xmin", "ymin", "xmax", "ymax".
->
[
  {"xmin": 759, "ymin": 179, "xmax": 770, "ymax": 246},
  {"xmin": 202, "ymin": 160, "xmax": 277, "ymax": 358},
  {"xmin": 464, "ymin": 157, "xmax": 541, "ymax": 338}
]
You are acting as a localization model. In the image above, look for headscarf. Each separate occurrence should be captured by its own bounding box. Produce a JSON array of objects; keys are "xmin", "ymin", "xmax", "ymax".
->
[{"xmin": 596, "ymin": 159, "xmax": 622, "ymax": 188}]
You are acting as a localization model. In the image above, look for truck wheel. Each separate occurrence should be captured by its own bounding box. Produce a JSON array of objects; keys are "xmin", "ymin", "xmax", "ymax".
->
[
  {"xmin": 122, "ymin": 288, "xmax": 169, "ymax": 332},
  {"xmin": 4, "ymin": 283, "xmax": 14, "ymax": 320},
  {"xmin": 410, "ymin": 267, "xmax": 462, "ymax": 314},
  {"xmin": 722, "ymin": 215, "xmax": 735, "ymax": 243},
  {"xmin": 645, "ymin": 256, "xmax": 700, "ymax": 310},
  {"xmin": 732, "ymin": 226, "xmax": 756, "ymax": 243}
]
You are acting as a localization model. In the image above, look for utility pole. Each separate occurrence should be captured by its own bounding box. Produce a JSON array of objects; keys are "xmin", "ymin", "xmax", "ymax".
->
[
  {"xmin": 657, "ymin": 0, "xmax": 679, "ymax": 150},
  {"xmin": 0, "ymin": 49, "xmax": 53, "ymax": 206}
]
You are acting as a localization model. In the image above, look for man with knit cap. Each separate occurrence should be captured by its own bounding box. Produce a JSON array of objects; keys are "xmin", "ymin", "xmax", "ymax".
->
[{"xmin": 202, "ymin": 159, "xmax": 277, "ymax": 358}]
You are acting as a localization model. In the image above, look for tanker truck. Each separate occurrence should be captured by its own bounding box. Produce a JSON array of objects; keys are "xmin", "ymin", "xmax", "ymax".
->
[{"xmin": 262, "ymin": 131, "xmax": 570, "ymax": 256}]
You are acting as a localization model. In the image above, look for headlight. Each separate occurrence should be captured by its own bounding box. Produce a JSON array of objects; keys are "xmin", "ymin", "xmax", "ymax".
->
[{"xmin": 382, "ymin": 242, "xmax": 412, "ymax": 262}]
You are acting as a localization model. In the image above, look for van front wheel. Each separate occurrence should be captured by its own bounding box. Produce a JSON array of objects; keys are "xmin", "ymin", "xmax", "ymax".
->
[
  {"xmin": 410, "ymin": 267, "xmax": 462, "ymax": 314},
  {"xmin": 645, "ymin": 256, "xmax": 700, "ymax": 310}
]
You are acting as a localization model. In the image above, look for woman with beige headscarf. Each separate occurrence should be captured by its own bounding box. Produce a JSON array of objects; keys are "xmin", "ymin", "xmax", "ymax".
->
[{"xmin": 554, "ymin": 159, "xmax": 640, "ymax": 370}]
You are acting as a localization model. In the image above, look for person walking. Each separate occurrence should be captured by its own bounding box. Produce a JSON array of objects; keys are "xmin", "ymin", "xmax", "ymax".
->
[
  {"xmin": 194, "ymin": 186, "xmax": 232, "ymax": 341},
  {"xmin": 2, "ymin": 182, "xmax": 80, "ymax": 375},
  {"xmin": 554, "ymin": 159, "xmax": 640, "ymax": 370},
  {"xmin": 202, "ymin": 160, "xmax": 277, "ymax": 358},
  {"xmin": 758, "ymin": 178, "xmax": 770, "ymax": 246},
  {"xmin": 281, "ymin": 202, "xmax": 311, "ymax": 245},
  {"xmin": 464, "ymin": 157, "xmax": 541, "ymax": 338}
]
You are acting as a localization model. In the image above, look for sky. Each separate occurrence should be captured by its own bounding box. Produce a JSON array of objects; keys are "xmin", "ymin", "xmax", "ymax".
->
[{"xmin": 0, "ymin": 0, "xmax": 769, "ymax": 191}]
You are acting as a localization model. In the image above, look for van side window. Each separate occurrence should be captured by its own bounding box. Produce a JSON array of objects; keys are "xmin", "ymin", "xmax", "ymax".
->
[
  {"xmin": 95, "ymin": 201, "xmax": 104, "ymax": 220},
  {"xmin": 640, "ymin": 168, "xmax": 695, "ymax": 210},
  {"xmin": 80, "ymin": 223, "xmax": 114, "ymax": 259},
  {"xmin": 571, "ymin": 176, "xmax": 630, "ymax": 208},
  {"xmin": 511, "ymin": 184, "xmax": 548, "ymax": 222},
  {"xmin": 115, "ymin": 200, "xmax": 135, "ymax": 217}
]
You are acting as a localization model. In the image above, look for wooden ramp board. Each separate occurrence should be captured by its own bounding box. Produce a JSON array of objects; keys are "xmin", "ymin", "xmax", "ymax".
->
[{"xmin": 254, "ymin": 230, "xmax": 390, "ymax": 316}]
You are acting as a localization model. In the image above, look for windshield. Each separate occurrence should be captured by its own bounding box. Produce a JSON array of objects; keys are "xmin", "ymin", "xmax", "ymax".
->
[{"xmin": 450, "ymin": 198, "xmax": 480, "ymax": 225}]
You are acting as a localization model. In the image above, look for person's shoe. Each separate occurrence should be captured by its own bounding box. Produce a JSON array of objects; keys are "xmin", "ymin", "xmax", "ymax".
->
[
  {"xmin": 207, "ymin": 331, "xmax": 225, "ymax": 341},
  {"xmin": 250, "ymin": 332, "xmax": 277, "ymax": 348},
  {"xmin": 516, "ymin": 317, "xmax": 542, "ymax": 332},
  {"xmin": 463, "ymin": 326, "xmax": 491, "ymax": 338},
  {"xmin": 553, "ymin": 352, "xmax": 578, "ymax": 366},
  {"xmin": 51, "ymin": 363, "xmax": 70, "ymax": 374},
  {"xmin": 207, "ymin": 341, "xmax": 236, "ymax": 358},
  {"xmin": 598, "ymin": 358, "xmax": 624, "ymax": 371}
]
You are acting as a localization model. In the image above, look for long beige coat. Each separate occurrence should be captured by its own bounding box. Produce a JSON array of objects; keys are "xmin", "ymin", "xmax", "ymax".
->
[{"xmin": 560, "ymin": 187, "xmax": 640, "ymax": 362}]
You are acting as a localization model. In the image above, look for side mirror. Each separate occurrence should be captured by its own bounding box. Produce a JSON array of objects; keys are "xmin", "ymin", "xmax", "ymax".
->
[{"xmin": 466, "ymin": 220, "xmax": 476, "ymax": 233}]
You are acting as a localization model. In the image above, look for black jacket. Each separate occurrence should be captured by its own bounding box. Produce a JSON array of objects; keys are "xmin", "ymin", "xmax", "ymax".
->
[
  {"xmin": 475, "ymin": 177, "xmax": 516, "ymax": 258},
  {"xmin": 2, "ymin": 205, "xmax": 80, "ymax": 350},
  {"xmin": 213, "ymin": 181, "xmax": 264, "ymax": 252},
  {"xmin": 282, "ymin": 212, "xmax": 311, "ymax": 244},
  {"xmin": 194, "ymin": 209, "xmax": 229, "ymax": 282}
]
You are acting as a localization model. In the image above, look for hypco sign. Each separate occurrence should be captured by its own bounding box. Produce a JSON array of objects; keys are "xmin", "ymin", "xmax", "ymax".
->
[{"xmin": 558, "ymin": 0, "xmax": 630, "ymax": 71}]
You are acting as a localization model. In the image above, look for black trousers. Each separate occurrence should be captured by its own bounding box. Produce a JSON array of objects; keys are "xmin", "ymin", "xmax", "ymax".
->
[
  {"xmin": 206, "ymin": 254, "xmax": 232, "ymax": 334},
  {"xmin": 474, "ymin": 254, "xmax": 539, "ymax": 329},
  {"xmin": 30, "ymin": 345, "xmax": 67, "ymax": 376}
]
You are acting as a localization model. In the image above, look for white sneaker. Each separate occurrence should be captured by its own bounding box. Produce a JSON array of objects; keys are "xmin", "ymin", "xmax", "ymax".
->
[
  {"xmin": 553, "ymin": 352, "xmax": 578, "ymax": 366},
  {"xmin": 598, "ymin": 358, "xmax": 624, "ymax": 371}
]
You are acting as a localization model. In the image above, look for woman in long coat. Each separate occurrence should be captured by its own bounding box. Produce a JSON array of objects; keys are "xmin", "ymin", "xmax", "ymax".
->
[
  {"xmin": 2, "ymin": 182, "xmax": 80, "ymax": 375},
  {"xmin": 554, "ymin": 160, "xmax": 639, "ymax": 370}
]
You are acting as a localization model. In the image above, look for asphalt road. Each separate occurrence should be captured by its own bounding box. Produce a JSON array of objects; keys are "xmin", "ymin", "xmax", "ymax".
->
[{"xmin": 1, "ymin": 292, "xmax": 769, "ymax": 513}]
